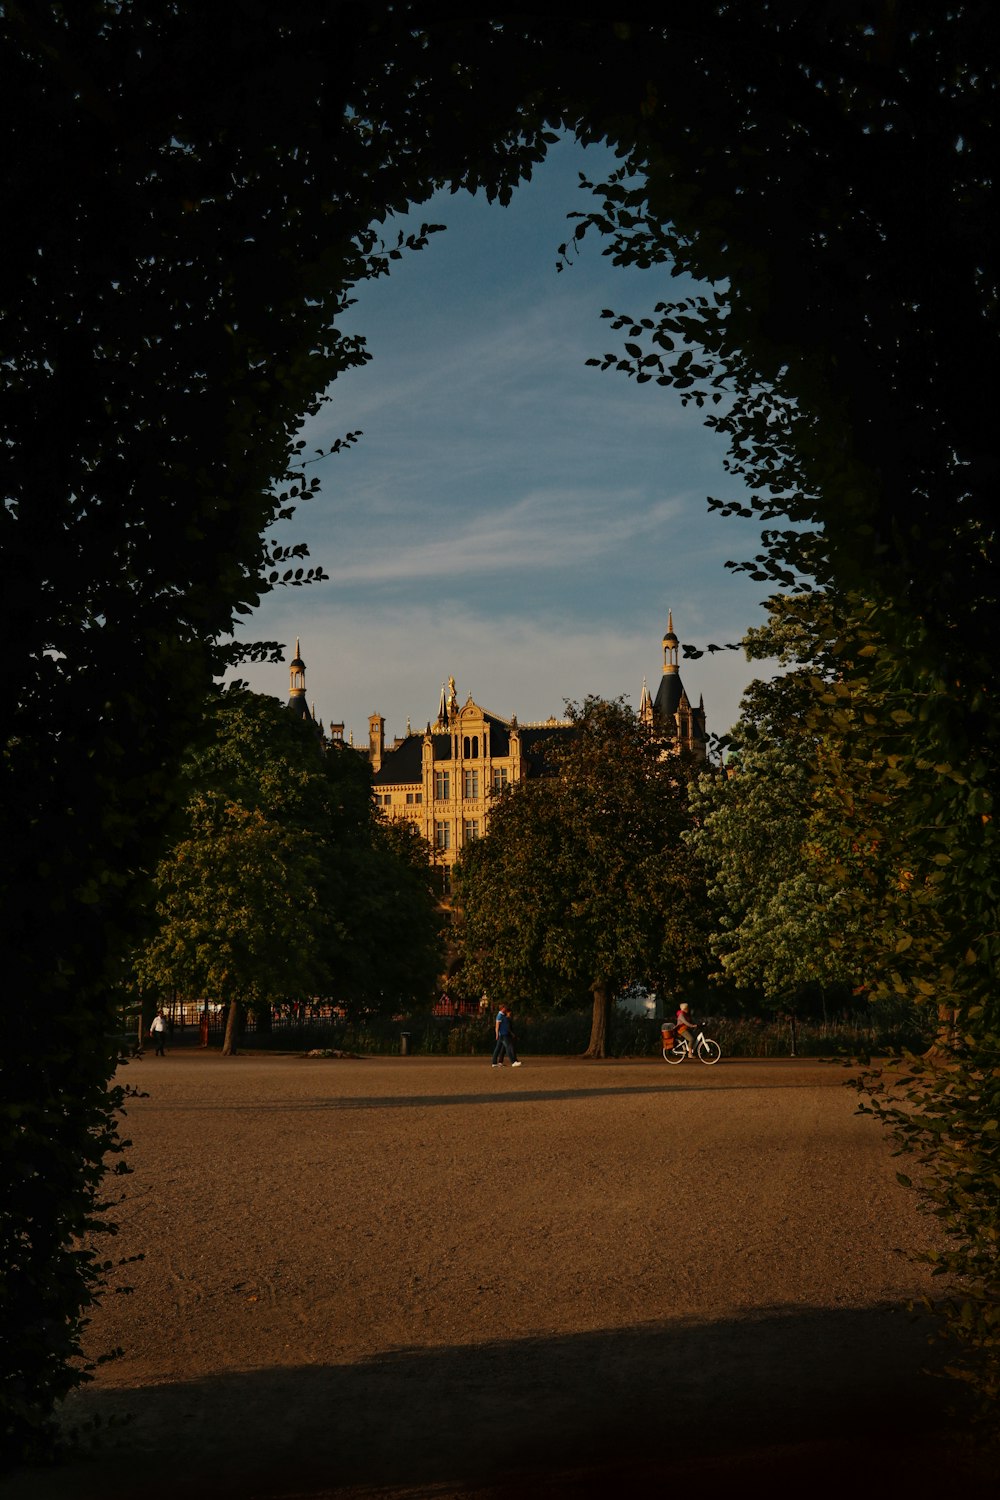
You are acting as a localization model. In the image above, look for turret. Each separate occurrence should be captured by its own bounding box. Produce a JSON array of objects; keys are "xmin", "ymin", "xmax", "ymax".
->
[
  {"xmin": 369, "ymin": 713, "xmax": 385, "ymax": 772},
  {"xmin": 287, "ymin": 638, "xmax": 311, "ymax": 721}
]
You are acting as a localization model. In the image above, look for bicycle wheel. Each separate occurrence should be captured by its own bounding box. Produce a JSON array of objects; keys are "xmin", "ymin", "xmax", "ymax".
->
[
  {"xmin": 697, "ymin": 1037, "xmax": 722, "ymax": 1065},
  {"xmin": 662, "ymin": 1044, "xmax": 686, "ymax": 1064}
]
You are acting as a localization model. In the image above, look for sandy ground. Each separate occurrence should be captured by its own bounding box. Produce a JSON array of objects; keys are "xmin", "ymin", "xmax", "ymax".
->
[{"xmin": 7, "ymin": 1051, "xmax": 997, "ymax": 1498}]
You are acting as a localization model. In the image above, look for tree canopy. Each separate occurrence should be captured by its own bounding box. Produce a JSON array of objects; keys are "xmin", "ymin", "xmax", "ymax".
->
[
  {"xmin": 457, "ymin": 699, "xmax": 709, "ymax": 1057},
  {"xmin": 687, "ymin": 595, "xmax": 912, "ymax": 1011},
  {"xmin": 135, "ymin": 689, "xmax": 442, "ymax": 1050}
]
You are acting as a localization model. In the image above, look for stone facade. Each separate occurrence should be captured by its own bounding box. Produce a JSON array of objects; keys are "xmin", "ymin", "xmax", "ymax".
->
[
  {"xmin": 287, "ymin": 614, "xmax": 706, "ymax": 884},
  {"xmin": 367, "ymin": 679, "xmax": 573, "ymax": 889}
]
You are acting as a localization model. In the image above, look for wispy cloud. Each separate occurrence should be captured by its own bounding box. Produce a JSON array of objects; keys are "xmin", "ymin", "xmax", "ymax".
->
[
  {"xmin": 314, "ymin": 487, "xmax": 689, "ymax": 584},
  {"xmin": 234, "ymin": 138, "xmax": 780, "ymax": 746}
]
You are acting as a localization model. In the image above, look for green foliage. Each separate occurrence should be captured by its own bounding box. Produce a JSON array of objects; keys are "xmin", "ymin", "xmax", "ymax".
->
[
  {"xmin": 135, "ymin": 689, "xmax": 443, "ymax": 1033},
  {"xmin": 855, "ymin": 1035, "xmax": 1000, "ymax": 1415},
  {"xmin": 686, "ymin": 593, "xmax": 938, "ymax": 1010},
  {"xmin": 457, "ymin": 698, "xmax": 710, "ymax": 1057},
  {"xmin": 344, "ymin": 815, "xmax": 444, "ymax": 1013},
  {"xmin": 688, "ymin": 729, "xmax": 859, "ymax": 1002}
]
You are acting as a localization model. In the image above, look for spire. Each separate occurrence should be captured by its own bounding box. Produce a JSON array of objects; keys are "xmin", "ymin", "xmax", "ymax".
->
[
  {"xmin": 639, "ymin": 675, "xmax": 653, "ymax": 726},
  {"xmin": 436, "ymin": 682, "xmax": 447, "ymax": 728},
  {"xmin": 650, "ymin": 609, "xmax": 708, "ymax": 761},
  {"xmin": 287, "ymin": 638, "xmax": 310, "ymax": 720},
  {"xmin": 662, "ymin": 609, "xmax": 679, "ymax": 675}
]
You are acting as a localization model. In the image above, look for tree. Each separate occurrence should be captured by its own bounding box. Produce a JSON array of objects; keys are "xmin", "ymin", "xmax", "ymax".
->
[
  {"xmin": 135, "ymin": 688, "xmax": 443, "ymax": 1044},
  {"xmin": 688, "ymin": 735, "xmax": 852, "ymax": 1009},
  {"xmin": 135, "ymin": 690, "xmax": 340, "ymax": 1049},
  {"xmin": 140, "ymin": 796, "xmax": 325, "ymax": 1052},
  {"xmin": 329, "ymin": 814, "xmax": 443, "ymax": 1018},
  {"xmin": 688, "ymin": 593, "xmax": 870, "ymax": 1010},
  {"xmin": 688, "ymin": 589, "xmax": 952, "ymax": 1027},
  {"xmin": 457, "ymin": 699, "xmax": 709, "ymax": 1058}
]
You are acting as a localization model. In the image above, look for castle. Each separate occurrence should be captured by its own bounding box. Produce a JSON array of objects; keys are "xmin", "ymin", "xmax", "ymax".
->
[{"xmin": 287, "ymin": 613, "xmax": 706, "ymax": 887}]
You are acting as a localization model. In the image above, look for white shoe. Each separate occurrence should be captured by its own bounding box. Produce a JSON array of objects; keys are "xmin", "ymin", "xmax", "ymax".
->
[{"xmin": 511, "ymin": 1060, "xmax": 522, "ymax": 1067}]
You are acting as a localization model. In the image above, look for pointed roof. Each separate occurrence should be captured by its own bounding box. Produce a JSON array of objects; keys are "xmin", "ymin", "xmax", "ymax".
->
[
  {"xmin": 650, "ymin": 611, "xmax": 708, "ymax": 752},
  {"xmin": 287, "ymin": 638, "xmax": 310, "ymax": 720}
]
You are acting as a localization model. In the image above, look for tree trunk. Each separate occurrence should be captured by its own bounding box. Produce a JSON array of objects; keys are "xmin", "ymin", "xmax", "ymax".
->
[
  {"xmin": 583, "ymin": 981, "xmax": 612, "ymax": 1059},
  {"xmin": 922, "ymin": 999, "xmax": 959, "ymax": 1061},
  {"xmin": 221, "ymin": 998, "xmax": 244, "ymax": 1056}
]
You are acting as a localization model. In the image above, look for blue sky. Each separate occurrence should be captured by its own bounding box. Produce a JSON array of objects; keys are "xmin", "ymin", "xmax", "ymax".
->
[{"xmin": 230, "ymin": 135, "xmax": 776, "ymax": 746}]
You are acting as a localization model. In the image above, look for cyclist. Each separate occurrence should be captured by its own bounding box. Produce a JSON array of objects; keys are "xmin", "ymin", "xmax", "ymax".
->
[{"xmin": 675, "ymin": 1001, "xmax": 698, "ymax": 1055}]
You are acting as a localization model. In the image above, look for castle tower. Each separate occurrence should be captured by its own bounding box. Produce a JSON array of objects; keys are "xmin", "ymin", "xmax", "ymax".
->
[
  {"xmin": 650, "ymin": 610, "xmax": 707, "ymax": 758},
  {"xmin": 369, "ymin": 713, "xmax": 385, "ymax": 772},
  {"xmin": 287, "ymin": 638, "xmax": 311, "ymax": 722},
  {"xmin": 639, "ymin": 675, "xmax": 653, "ymax": 727}
]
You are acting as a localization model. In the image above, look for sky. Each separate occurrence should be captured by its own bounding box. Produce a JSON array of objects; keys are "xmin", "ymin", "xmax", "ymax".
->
[{"xmin": 228, "ymin": 134, "xmax": 778, "ymax": 748}]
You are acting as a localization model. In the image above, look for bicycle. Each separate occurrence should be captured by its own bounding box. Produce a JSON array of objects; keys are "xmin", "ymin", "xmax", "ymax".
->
[{"xmin": 661, "ymin": 1026, "xmax": 722, "ymax": 1065}]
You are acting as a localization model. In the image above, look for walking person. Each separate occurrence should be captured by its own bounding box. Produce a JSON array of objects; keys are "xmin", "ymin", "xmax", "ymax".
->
[
  {"xmin": 491, "ymin": 1003, "xmax": 507, "ymax": 1066},
  {"xmin": 149, "ymin": 1008, "xmax": 168, "ymax": 1057},
  {"xmin": 491, "ymin": 1003, "xmax": 522, "ymax": 1067}
]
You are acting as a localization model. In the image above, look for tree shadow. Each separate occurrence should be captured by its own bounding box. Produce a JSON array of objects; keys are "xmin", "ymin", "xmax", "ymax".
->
[
  {"xmin": 8, "ymin": 1303, "xmax": 990, "ymax": 1499},
  {"xmin": 146, "ymin": 1079, "xmax": 831, "ymax": 1114}
]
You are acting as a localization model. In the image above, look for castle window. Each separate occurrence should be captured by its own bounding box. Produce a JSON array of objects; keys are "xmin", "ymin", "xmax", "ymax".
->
[
  {"xmin": 492, "ymin": 767, "xmax": 509, "ymax": 791},
  {"xmin": 406, "ymin": 791, "xmax": 423, "ymax": 805},
  {"xmin": 462, "ymin": 769, "xmax": 480, "ymax": 799},
  {"xmin": 434, "ymin": 771, "xmax": 450, "ymax": 800},
  {"xmin": 464, "ymin": 819, "xmax": 479, "ymax": 843},
  {"xmin": 463, "ymin": 734, "xmax": 480, "ymax": 759},
  {"xmin": 435, "ymin": 821, "xmax": 451, "ymax": 850}
]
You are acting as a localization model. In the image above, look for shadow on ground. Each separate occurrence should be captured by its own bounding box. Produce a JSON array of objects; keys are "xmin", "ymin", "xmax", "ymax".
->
[{"xmin": 8, "ymin": 1303, "xmax": 995, "ymax": 1499}]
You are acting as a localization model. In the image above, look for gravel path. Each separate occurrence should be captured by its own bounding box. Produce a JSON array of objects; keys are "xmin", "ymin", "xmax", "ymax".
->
[{"xmin": 8, "ymin": 1053, "xmax": 993, "ymax": 1498}]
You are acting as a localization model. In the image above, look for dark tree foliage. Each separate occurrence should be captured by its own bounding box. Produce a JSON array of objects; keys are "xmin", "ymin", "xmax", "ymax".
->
[
  {"xmin": 457, "ymin": 700, "xmax": 709, "ymax": 1058},
  {"xmin": 1, "ymin": 3, "xmax": 553, "ymax": 1463},
  {"xmin": 556, "ymin": 6, "xmax": 999, "ymax": 1409},
  {"xmin": 2, "ymin": 0, "xmax": 997, "ymax": 1459}
]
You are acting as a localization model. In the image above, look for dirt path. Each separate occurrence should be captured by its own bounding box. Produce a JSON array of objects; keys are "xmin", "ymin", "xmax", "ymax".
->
[{"xmin": 8, "ymin": 1054, "xmax": 994, "ymax": 1497}]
